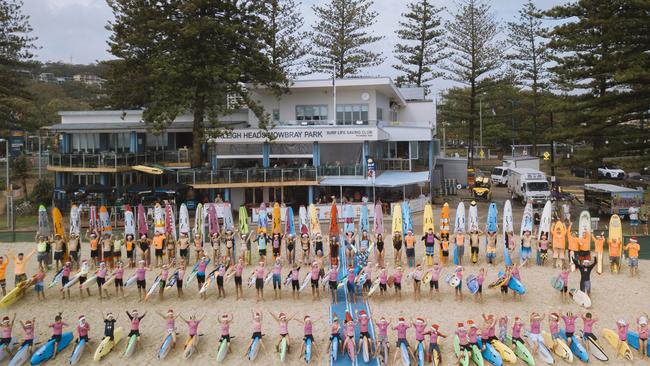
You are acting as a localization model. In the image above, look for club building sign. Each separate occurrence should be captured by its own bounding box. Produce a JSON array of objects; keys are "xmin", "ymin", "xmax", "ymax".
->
[{"xmin": 210, "ymin": 126, "xmax": 383, "ymax": 143}]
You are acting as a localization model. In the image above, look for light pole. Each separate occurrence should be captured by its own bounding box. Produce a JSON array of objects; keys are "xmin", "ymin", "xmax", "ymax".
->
[{"xmin": 28, "ymin": 134, "xmax": 42, "ymax": 179}]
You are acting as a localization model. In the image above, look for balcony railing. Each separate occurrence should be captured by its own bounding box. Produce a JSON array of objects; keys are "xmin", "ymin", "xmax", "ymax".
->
[
  {"xmin": 174, "ymin": 167, "xmax": 318, "ymax": 185},
  {"xmin": 49, "ymin": 151, "xmax": 190, "ymax": 169},
  {"xmin": 171, "ymin": 164, "xmax": 365, "ymax": 185},
  {"xmin": 376, "ymin": 158, "xmax": 412, "ymax": 171}
]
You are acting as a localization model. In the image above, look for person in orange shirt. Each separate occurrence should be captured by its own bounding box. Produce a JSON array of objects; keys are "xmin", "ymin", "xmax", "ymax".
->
[
  {"xmin": 578, "ymin": 230, "xmax": 591, "ymax": 260},
  {"xmin": 153, "ymin": 232, "xmax": 166, "ymax": 267},
  {"xmin": 0, "ymin": 255, "xmax": 8, "ymax": 296},
  {"xmin": 85, "ymin": 230, "xmax": 100, "ymax": 268},
  {"xmin": 454, "ymin": 232, "xmax": 466, "ymax": 266},
  {"xmin": 9, "ymin": 249, "xmax": 36, "ymax": 285},
  {"xmin": 551, "ymin": 220, "xmax": 567, "ymax": 268},
  {"xmin": 624, "ymin": 237, "xmax": 641, "ymax": 277},
  {"xmin": 404, "ymin": 231, "xmax": 416, "ymax": 268},
  {"xmin": 567, "ymin": 225, "xmax": 580, "ymax": 270},
  {"xmin": 607, "ymin": 236, "xmax": 622, "ymax": 274}
]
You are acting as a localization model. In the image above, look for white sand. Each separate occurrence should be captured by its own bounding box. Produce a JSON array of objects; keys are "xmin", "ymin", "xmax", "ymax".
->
[{"xmin": 1, "ymin": 202, "xmax": 647, "ymax": 365}]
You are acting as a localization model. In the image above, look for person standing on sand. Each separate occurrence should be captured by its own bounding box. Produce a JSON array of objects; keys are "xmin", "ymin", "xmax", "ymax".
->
[
  {"xmin": 47, "ymin": 313, "xmax": 68, "ymax": 360},
  {"xmin": 0, "ymin": 314, "xmax": 16, "ymax": 357},
  {"xmin": 572, "ymin": 256, "xmax": 596, "ymax": 295},
  {"xmin": 629, "ymin": 205, "xmax": 639, "ymax": 236},
  {"xmin": 425, "ymin": 323, "xmax": 446, "ymax": 363},
  {"xmin": 254, "ymin": 261, "xmax": 266, "ymax": 302},
  {"xmin": 426, "ymin": 263, "xmax": 442, "ymax": 300},
  {"xmin": 528, "ymin": 313, "xmax": 545, "ymax": 356},
  {"xmin": 270, "ymin": 311, "xmax": 295, "ymax": 354},
  {"xmin": 607, "ymin": 236, "xmax": 622, "ymax": 273},
  {"xmin": 486, "ymin": 231, "xmax": 497, "ymax": 265},
  {"xmin": 557, "ymin": 265, "xmax": 570, "ymax": 302},
  {"xmin": 18, "ymin": 318, "xmax": 36, "ymax": 355},
  {"xmin": 624, "ymin": 237, "xmax": 640, "ymax": 277},
  {"xmin": 551, "ymin": 220, "xmax": 567, "ymax": 268},
  {"xmin": 635, "ymin": 314, "xmax": 648, "ymax": 359},
  {"xmin": 244, "ymin": 311, "xmax": 266, "ymax": 357},
  {"xmin": 393, "ymin": 266, "xmax": 403, "ymax": 301},
  {"xmin": 393, "ymin": 232, "xmax": 403, "ymax": 266},
  {"xmin": 126, "ymin": 309, "xmax": 145, "ymax": 349},
  {"xmin": 581, "ymin": 312, "xmax": 598, "ymax": 352},
  {"xmin": 0, "ymin": 255, "xmax": 8, "ymax": 296},
  {"xmin": 392, "ymin": 317, "xmax": 415, "ymax": 364},
  {"xmin": 562, "ymin": 312, "xmax": 578, "ymax": 347}
]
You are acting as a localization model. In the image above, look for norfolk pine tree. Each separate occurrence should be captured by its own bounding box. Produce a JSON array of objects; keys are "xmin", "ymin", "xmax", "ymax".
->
[
  {"xmin": 442, "ymin": 0, "xmax": 503, "ymax": 167},
  {"xmin": 308, "ymin": 0, "xmax": 384, "ymax": 78},
  {"xmin": 393, "ymin": 0, "xmax": 446, "ymax": 93},
  {"xmin": 257, "ymin": 0, "xmax": 310, "ymax": 77},
  {"xmin": 0, "ymin": 0, "xmax": 36, "ymax": 132},
  {"xmin": 506, "ymin": 0, "xmax": 549, "ymax": 156},
  {"xmin": 546, "ymin": 0, "xmax": 650, "ymax": 168},
  {"xmin": 106, "ymin": 1, "xmax": 287, "ymax": 168}
]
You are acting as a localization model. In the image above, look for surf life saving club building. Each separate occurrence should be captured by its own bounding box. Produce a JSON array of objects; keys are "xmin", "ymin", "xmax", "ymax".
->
[{"xmin": 48, "ymin": 77, "xmax": 450, "ymax": 208}]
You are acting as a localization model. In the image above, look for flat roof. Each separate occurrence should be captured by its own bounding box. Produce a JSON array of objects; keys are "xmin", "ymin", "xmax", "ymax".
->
[{"xmin": 584, "ymin": 183, "xmax": 640, "ymax": 193}]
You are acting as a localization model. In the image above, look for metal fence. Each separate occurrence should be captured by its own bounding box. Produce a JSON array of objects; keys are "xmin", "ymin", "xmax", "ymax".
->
[{"xmin": 48, "ymin": 150, "xmax": 190, "ymax": 169}]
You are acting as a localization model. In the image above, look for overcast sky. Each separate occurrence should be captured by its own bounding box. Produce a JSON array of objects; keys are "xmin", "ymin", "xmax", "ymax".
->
[{"xmin": 23, "ymin": 0, "xmax": 568, "ymax": 94}]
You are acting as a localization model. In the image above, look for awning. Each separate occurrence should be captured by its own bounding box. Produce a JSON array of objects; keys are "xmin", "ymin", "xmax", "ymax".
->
[
  {"xmin": 319, "ymin": 171, "xmax": 429, "ymax": 188},
  {"xmin": 132, "ymin": 165, "xmax": 164, "ymax": 175}
]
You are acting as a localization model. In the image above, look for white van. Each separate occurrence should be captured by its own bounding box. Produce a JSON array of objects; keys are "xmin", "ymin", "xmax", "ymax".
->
[
  {"xmin": 507, "ymin": 168, "xmax": 551, "ymax": 205},
  {"xmin": 491, "ymin": 166, "xmax": 509, "ymax": 185}
]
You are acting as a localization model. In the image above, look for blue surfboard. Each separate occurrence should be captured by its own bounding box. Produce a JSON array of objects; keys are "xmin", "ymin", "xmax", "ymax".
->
[
  {"xmin": 402, "ymin": 201, "xmax": 413, "ymax": 235},
  {"xmin": 627, "ymin": 330, "xmax": 650, "ymax": 354},
  {"xmin": 344, "ymin": 205, "xmax": 355, "ymax": 233},
  {"xmin": 31, "ymin": 332, "xmax": 74, "ymax": 365},
  {"xmin": 487, "ymin": 203, "xmax": 497, "ymax": 233},
  {"xmin": 477, "ymin": 338, "xmax": 503, "ymax": 366},
  {"xmin": 560, "ymin": 329, "xmax": 589, "ymax": 362},
  {"xmin": 498, "ymin": 271, "xmax": 525, "ymax": 295},
  {"xmin": 360, "ymin": 204, "xmax": 369, "ymax": 233}
]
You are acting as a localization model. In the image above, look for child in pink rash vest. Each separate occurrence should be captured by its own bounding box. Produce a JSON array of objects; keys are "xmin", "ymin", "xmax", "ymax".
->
[
  {"xmin": 48, "ymin": 313, "xmax": 68, "ymax": 359},
  {"xmin": 379, "ymin": 267, "xmax": 388, "ymax": 295},
  {"xmin": 392, "ymin": 317, "xmax": 415, "ymax": 364},
  {"xmin": 549, "ymin": 313, "xmax": 560, "ymax": 340},
  {"xmin": 427, "ymin": 263, "xmax": 442, "ymax": 296},
  {"xmin": 393, "ymin": 267, "xmax": 403, "ymax": 300},
  {"xmin": 581, "ymin": 312, "xmax": 598, "ymax": 340},
  {"xmin": 20, "ymin": 318, "xmax": 35, "ymax": 352},
  {"xmin": 356, "ymin": 310, "xmax": 371, "ymax": 353},
  {"xmin": 562, "ymin": 311, "xmax": 578, "ymax": 344},
  {"xmin": 413, "ymin": 318, "xmax": 427, "ymax": 345},
  {"xmin": 374, "ymin": 317, "xmax": 390, "ymax": 351},
  {"xmin": 616, "ymin": 319, "xmax": 629, "ymax": 342},
  {"xmin": 467, "ymin": 320, "xmax": 479, "ymax": 346},
  {"xmin": 455, "ymin": 323, "xmax": 470, "ymax": 351},
  {"xmin": 512, "ymin": 317, "xmax": 524, "ymax": 344},
  {"xmin": 218, "ymin": 313, "xmax": 233, "ymax": 343},
  {"xmin": 328, "ymin": 264, "xmax": 339, "ymax": 303},
  {"xmin": 425, "ymin": 324, "xmax": 446, "ymax": 363}
]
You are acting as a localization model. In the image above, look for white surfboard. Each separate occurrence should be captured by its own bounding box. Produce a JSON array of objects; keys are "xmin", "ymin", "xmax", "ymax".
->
[
  {"xmin": 538, "ymin": 201, "xmax": 552, "ymax": 240},
  {"xmin": 569, "ymin": 288, "xmax": 591, "ymax": 308},
  {"xmin": 520, "ymin": 201, "xmax": 534, "ymax": 236},
  {"xmin": 454, "ymin": 202, "xmax": 466, "ymax": 233},
  {"xmin": 503, "ymin": 200, "xmax": 513, "ymax": 234},
  {"xmin": 154, "ymin": 204, "xmax": 165, "ymax": 234},
  {"xmin": 579, "ymin": 211, "xmax": 591, "ymax": 240},
  {"xmin": 223, "ymin": 203, "xmax": 234, "ymax": 231},
  {"xmin": 124, "ymin": 209, "xmax": 136, "ymax": 237},
  {"xmin": 179, "ymin": 203, "xmax": 190, "ymax": 235},
  {"xmin": 70, "ymin": 204, "xmax": 81, "ymax": 236},
  {"xmin": 468, "ymin": 202, "xmax": 479, "ymax": 232}
]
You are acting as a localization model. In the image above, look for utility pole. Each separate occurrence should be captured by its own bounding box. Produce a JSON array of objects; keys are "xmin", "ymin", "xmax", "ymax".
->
[{"xmin": 550, "ymin": 112, "xmax": 555, "ymax": 177}]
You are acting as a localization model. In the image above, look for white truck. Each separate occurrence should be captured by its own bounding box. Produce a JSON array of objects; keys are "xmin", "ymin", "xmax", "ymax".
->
[
  {"xmin": 491, "ymin": 157, "xmax": 541, "ymax": 185},
  {"xmin": 507, "ymin": 168, "xmax": 551, "ymax": 206}
]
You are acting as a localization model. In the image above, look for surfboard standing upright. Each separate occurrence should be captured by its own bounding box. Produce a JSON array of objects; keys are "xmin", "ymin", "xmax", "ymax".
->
[
  {"xmin": 608, "ymin": 214, "xmax": 623, "ymax": 273},
  {"xmin": 423, "ymin": 203, "xmax": 435, "ymax": 265},
  {"xmin": 503, "ymin": 200, "xmax": 514, "ymax": 266},
  {"xmin": 453, "ymin": 202, "xmax": 466, "ymax": 265},
  {"xmin": 520, "ymin": 201, "xmax": 534, "ymax": 264},
  {"xmin": 538, "ymin": 201, "xmax": 552, "ymax": 266}
]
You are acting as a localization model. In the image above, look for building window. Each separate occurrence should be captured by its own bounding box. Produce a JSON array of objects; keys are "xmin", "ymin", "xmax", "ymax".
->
[
  {"xmin": 390, "ymin": 108, "xmax": 399, "ymax": 123},
  {"xmin": 377, "ymin": 107, "xmax": 383, "ymax": 121},
  {"xmin": 336, "ymin": 104, "xmax": 369, "ymax": 125},
  {"xmin": 296, "ymin": 105, "xmax": 328, "ymax": 124},
  {"xmin": 272, "ymin": 109, "xmax": 280, "ymax": 122}
]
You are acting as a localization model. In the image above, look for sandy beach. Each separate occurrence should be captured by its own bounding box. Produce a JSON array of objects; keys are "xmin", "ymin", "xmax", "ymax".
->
[{"xmin": 1, "ymin": 204, "xmax": 647, "ymax": 366}]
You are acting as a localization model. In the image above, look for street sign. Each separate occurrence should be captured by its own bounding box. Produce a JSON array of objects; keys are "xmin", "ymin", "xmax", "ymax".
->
[{"xmin": 543, "ymin": 151, "xmax": 550, "ymax": 160}]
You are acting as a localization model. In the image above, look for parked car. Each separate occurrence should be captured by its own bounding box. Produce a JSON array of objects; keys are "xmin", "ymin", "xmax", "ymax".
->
[
  {"xmin": 598, "ymin": 165, "xmax": 625, "ymax": 179},
  {"xmin": 624, "ymin": 172, "xmax": 650, "ymax": 190}
]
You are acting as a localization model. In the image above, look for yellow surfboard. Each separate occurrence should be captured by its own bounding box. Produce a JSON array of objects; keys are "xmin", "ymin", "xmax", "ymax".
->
[
  {"xmin": 608, "ymin": 215, "xmax": 622, "ymax": 253},
  {"xmin": 52, "ymin": 207, "xmax": 64, "ymax": 238},
  {"xmin": 272, "ymin": 202, "xmax": 282, "ymax": 234},
  {"xmin": 0, "ymin": 279, "xmax": 31, "ymax": 308},
  {"xmin": 391, "ymin": 203, "xmax": 403, "ymax": 234},
  {"xmin": 423, "ymin": 203, "xmax": 435, "ymax": 236},
  {"xmin": 602, "ymin": 328, "xmax": 633, "ymax": 360},
  {"xmin": 308, "ymin": 204, "xmax": 321, "ymax": 235},
  {"xmin": 440, "ymin": 203, "xmax": 450, "ymax": 234}
]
